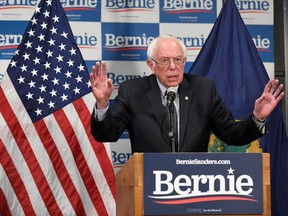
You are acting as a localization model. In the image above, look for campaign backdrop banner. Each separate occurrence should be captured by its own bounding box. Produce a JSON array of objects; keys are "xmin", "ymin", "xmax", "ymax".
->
[
  {"xmin": 144, "ymin": 153, "xmax": 263, "ymax": 215},
  {"xmin": 0, "ymin": 0, "xmax": 274, "ymax": 174}
]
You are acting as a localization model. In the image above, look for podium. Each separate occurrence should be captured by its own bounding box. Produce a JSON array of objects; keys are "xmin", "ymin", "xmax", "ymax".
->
[{"xmin": 116, "ymin": 153, "xmax": 270, "ymax": 216}]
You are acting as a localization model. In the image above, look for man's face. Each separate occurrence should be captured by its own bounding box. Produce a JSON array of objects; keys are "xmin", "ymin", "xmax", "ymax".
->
[{"xmin": 146, "ymin": 38, "xmax": 186, "ymax": 88}]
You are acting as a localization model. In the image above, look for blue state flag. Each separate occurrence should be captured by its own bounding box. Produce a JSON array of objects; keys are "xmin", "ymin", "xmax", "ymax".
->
[{"xmin": 189, "ymin": 0, "xmax": 288, "ymax": 215}]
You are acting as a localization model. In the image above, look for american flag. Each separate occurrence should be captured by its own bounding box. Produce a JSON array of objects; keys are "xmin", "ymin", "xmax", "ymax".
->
[{"xmin": 0, "ymin": 0, "xmax": 116, "ymax": 215}]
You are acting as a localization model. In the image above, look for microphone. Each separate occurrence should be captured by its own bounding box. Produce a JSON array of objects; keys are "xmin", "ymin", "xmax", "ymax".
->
[{"xmin": 166, "ymin": 87, "xmax": 177, "ymax": 109}]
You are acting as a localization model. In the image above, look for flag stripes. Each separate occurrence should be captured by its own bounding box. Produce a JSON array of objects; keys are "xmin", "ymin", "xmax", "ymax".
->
[
  {"xmin": 0, "ymin": 76, "xmax": 115, "ymax": 215},
  {"xmin": 74, "ymin": 97, "xmax": 116, "ymax": 199},
  {"xmin": 33, "ymin": 118, "xmax": 86, "ymax": 215},
  {"xmin": 0, "ymin": 124, "xmax": 48, "ymax": 215},
  {"xmin": 0, "ymin": 167, "xmax": 14, "ymax": 216},
  {"xmin": 53, "ymin": 108, "xmax": 108, "ymax": 215},
  {"xmin": 0, "ymin": 0, "xmax": 115, "ymax": 214},
  {"xmin": 0, "ymin": 83, "xmax": 63, "ymax": 215},
  {"xmin": 0, "ymin": 143, "xmax": 34, "ymax": 216}
]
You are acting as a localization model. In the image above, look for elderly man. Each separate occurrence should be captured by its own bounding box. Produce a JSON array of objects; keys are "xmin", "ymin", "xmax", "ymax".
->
[{"xmin": 89, "ymin": 35, "xmax": 284, "ymax": 153}]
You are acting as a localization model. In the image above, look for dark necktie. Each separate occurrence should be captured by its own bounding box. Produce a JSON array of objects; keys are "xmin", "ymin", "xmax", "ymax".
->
[{"xmin": 166, "ymin": 94, "xmax": 178, "ymax": 152}]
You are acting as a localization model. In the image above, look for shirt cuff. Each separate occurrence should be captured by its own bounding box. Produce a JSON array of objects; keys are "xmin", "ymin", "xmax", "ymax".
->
[
  {"xmin": 252, "ymin": 114, "xmax": 266, "ymax": 134},
  {"xmin": 94, "ymin": 104, "xmax": 109, "ymax": 121}
]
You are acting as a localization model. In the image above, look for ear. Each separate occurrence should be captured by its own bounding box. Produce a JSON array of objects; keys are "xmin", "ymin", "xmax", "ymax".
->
[{"xmin": 146, "ymin": 59, "xmax": 154, "ymax": 72}]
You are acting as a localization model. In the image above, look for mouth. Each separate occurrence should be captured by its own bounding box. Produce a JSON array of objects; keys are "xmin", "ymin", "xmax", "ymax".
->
[{"xmin": 167, "ymin": 75, "xmax": 178, "ymax": 80}]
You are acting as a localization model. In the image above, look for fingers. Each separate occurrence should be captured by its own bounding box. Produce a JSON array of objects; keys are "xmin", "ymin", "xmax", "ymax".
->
[
  {"xmin": 265, "ymin": 79, "xmax": 285, "ymax": 102},
  {"xmin": 269, "ymin": 79, "xmax": 279, "ymax": 93},
  {"xmin": 101, "ymin": 61, "xmax": 107, "ymax": 76},
  {"xmin": 273, "ymin": 83, "xmax": 284, "ymax": 98},
  {"xmin": 264, "ymin": 79, "xmax": 276, "ymax": 93},
  {"xmin": 265, "ymin": 79, "xmax": 281, "ymax": 95},
  {"xmin": 275, "ymin": 91, "xmax": 285, "ymax": 103},
  {"xmin": 90, "ymin": 61, "xmax": 107, "ymax": 82},
  {"xmin": 107, "ymin": 78, "xmax": 113, "ymax": 89}
]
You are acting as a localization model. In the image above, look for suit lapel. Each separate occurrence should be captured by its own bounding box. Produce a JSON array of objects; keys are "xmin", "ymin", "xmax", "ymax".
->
[
  {"xmin": 178, "ymin": 75, "xmax": 194, "ymax": 147},
  {"xmin": 146, "ymin": 75, "xmax": 171, "ymax": 146}
]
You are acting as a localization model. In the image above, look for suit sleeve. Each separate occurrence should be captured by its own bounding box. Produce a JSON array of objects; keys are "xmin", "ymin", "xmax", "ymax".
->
[{"xmin": 90, "ymin": 83, "xmax": 130, "ymax": 142}]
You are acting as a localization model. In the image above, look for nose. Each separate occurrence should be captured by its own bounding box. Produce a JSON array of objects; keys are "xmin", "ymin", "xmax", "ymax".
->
[{"xmin": 168, "ymin": 60, "xmax": 177, "ymax": 68}]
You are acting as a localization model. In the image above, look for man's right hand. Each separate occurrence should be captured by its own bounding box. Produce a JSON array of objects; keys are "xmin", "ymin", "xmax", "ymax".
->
[{"xmin": 89, "ymin": 61, "xmax": 114, "ymax": 109}]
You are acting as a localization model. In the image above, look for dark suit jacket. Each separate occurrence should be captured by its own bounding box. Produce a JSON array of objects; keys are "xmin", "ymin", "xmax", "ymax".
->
[{"xmin": 91, "ymin": 73, "xmax": 263, "ymax": 153}]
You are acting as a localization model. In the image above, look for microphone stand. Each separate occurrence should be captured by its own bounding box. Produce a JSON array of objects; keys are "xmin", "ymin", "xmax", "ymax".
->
[{"xmin": 167, "ymin": 103, "xmax": 177, "ymax": 153}]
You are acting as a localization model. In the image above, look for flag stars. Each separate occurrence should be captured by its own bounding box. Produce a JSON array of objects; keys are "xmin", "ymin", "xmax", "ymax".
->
[
  {"xmin": 25, "ymin": 41, "xmax": 33, "ymax": 48},
  {"xmin": 61, "ymin": 94, "xmax": 68, "ymax": 101},
  {"xmin": 61, "ymin": 31, "xmax": 68, "ymax": 38},
  {"xmin": 69, "ymin": 47, "xmax": 77, "ymax": 55},
  {"xmin": 73, "ymin": 87, "xmax": 80, "ymax": 94},
  {"xmin": 67, "ymin": 59, "xmax": 74, "ymax": 67},
  {"xmin": 34, "ymin": 108, "xmax": 42, "ymax": 116},
  {"xmin": 22, "ymin": 53, "xmax": 30, "ymax": 60},
  {"xmin": 78, "ymin": 64, "xmax": 85, "ymax": 72},
  {"xmin": 44, "ymin": 61, "xmax": 51, "ymax": 69},
  {"xmin": 31, "ymin": 17, "xmax": 37, "ymax": 25},
  {"xmin": 39, "ymin": 85, "xmax": 47, "ymax": 92},
  {"xmin": 20, "ymin": 64, "xmax": 28, "ymax": 72},
  {"xmin": 52, "ymin": 15, "xmax": 59, "ymax": 23},
  {"xmin": 49, "ymin": 89, "xmax": 57, "ymax": 97},
  {"xmin": 28, "ymin": 80, "xmax": 36, "ymax": 88},
  {"xmin": 50, "ymin": 27, "xmax": 57, "ymax": 35},
  {"xmin": 52, "ymin": 77, "xmax": 59, "ymax": 85},
  {"xmin": 48, "ymin": 101, "xmax": 55, "ymax": 109},
  {"xmin": 54, "ymin": 66, "xmax": 62, "ymax": 73},
  {"xmin": 38, "ymin": 33, "xmax": 45, "ymax": 41},
  {"xmin": 47, "ymin": 39, "xmax": 55, "ymax": 46},
  {"xmin": 59, "ymin": 43, "xmax": 66, "ymax": 50},
  {"xmin": 10, "ymin": 60, "xmax": 17, "ymax": 68},
  {"xmin": 5, "ymin": 1, "xmax": 93, "ymax": 122},
  {"xmin": 41, "ymin": 22, "xmax": 48, "ymax": 30},
  {"xmin": 35, "ymin": 45, "xmax": 43, "ymax": 53},
  {"xmin": 43, "ymin": 10, "xmax": 50, "ymax": 18},
  {"xmin": 17, "ymin": 76, "xmax": 25, "ymax": 84},
  {"xmin": 56, "ymin": 54, "xmax": 64, "ymax": 62},
  {"xmin": 28, "ymin": 29, "xmax": 35, "ymax": 37},
  {"xmin": 75, "ymin": 75, "xmax": 83, "ymax": 83},
  {"xmin": 41, "ymin": 73, "xmax": 49, "ymax": 81},
  {"xmin": 31, "ymin": 68, "xmax": 38, "ymax": 76},
  {"xmin": 46, "ymin": 0, "xmax": 52, "ymax": 6},
  {"xmin": 37, "ymin": 96, "xmax": 45, "ymax": 104},
  {"xmin": 4, "ymin": 0, "xmax": 95, "ymax": 123},
  {"xmin": 65, "ymin": 71, "xmax": 72, "ymax": 78},
  {"xmin": 33, "ymin": 57, "xmax": 41, "ymax": 65},
  {"xmin": 34, "ymin": 6, "xmax": 41, "ymax": 13},
  {"xmin": 63, "ymin": 82, "xmax": 70, "ymax": 89},
  {"xmin": 26, "ymin": 92, "xmax": 33, "ymax": 100},
  {"xmin": 87, "ymin": 81, "xmax": 91, "ymax": 88},
  {"xmin": 46, "ymin": 50, "xmax": 53, "ymax": 58}
]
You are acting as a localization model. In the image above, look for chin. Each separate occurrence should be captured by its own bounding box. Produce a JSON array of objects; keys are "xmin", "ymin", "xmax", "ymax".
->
[{"xmin": 167, "ymin": 81, "xmax": 180, "ymax": 87}]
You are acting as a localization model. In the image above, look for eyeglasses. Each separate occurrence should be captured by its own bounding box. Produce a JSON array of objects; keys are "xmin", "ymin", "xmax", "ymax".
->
[{"xmin": 151, "ymin": 56, "xmax": 186, "ymax": 66}]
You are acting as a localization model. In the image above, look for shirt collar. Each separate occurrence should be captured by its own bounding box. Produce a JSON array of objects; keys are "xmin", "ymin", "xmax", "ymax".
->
[{"xmin": 156, "ymin": 79, "xmax": 179, "ymax": 99}]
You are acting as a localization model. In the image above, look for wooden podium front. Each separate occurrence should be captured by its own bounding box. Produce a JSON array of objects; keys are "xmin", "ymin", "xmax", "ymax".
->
[{"xmin": 116, "ymin": 153, "xmax": 271, "ymax": 216}]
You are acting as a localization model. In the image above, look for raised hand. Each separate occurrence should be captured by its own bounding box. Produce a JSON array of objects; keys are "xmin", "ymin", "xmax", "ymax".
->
[
  {"xmin": 253, "ymin": 79, "xmax": 285, "ymax": 120},
  {"xmin": 89, "ymin": 61, "xmax": 114, "ymax": 109}
]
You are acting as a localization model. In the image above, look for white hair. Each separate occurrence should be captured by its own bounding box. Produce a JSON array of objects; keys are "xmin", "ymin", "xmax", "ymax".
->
[{"xmin": 147, "ymin": 35, "xmax": 187, "ymax": 59}]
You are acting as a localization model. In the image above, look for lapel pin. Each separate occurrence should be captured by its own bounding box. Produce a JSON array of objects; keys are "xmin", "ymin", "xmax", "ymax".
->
[{"xmin": 185, "ymin": 96, "xmax": 189, "ymax": 100}]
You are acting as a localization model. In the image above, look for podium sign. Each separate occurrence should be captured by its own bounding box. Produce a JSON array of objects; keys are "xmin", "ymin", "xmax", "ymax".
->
[{"xmin": 143, "ymin": 153, "xmax": 263, "ymax": 215}]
